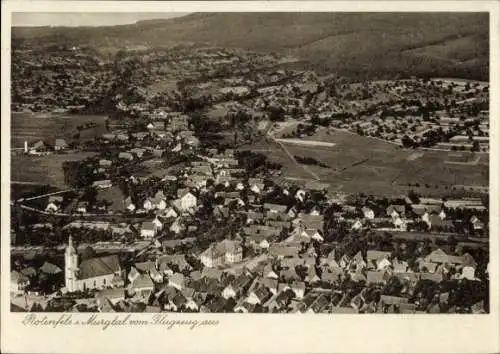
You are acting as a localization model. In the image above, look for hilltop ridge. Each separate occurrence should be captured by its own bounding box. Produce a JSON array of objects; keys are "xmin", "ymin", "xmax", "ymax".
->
[{"xmin": 12, "ymin": 12, "xmax": 489, "ymax": 80}]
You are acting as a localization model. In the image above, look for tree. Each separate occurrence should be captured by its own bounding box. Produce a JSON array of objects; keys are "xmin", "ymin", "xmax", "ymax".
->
[{"xmin": 401, "ymin": 135, "xmax": 414, "ymax": 148}]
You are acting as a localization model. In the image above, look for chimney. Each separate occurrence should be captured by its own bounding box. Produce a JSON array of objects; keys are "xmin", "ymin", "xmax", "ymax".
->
[{"xmin": 24, "ymin": 141, "xmax": 28, "ymax": 153}]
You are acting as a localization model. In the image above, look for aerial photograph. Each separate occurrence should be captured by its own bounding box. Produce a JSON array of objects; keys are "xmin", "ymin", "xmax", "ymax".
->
[{"xmin": 10, "ymin": 12, "xmax": 490, "ymax": 314}]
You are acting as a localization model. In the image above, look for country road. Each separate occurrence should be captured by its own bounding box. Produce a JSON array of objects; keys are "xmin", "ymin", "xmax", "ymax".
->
[{"xmin": 267, "ymin": 125, "xmax": 321, "ymax": 181}]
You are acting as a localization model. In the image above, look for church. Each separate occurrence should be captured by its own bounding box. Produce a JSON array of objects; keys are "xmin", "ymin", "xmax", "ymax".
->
[{"xmin": 65, "ymin": 236, "xmax": 123, "ymax": 292}]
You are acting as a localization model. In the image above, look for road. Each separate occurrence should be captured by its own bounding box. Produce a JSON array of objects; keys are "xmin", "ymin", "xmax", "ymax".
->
[{"xmin": 266, "ymin": 125, "xmax": 321, "ymax": 181}]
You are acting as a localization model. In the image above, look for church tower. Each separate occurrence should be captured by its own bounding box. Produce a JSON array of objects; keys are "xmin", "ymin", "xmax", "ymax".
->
[{"xmin": 64, "ymin": 235, "xmax": 79, "ymax": 292}]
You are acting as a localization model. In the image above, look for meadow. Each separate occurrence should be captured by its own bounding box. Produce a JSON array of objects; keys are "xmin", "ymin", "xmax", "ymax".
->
[
  {"xmin": 243, "ymin": 129, "xmax": 489, "ymax": 197},
  {"xmin": 10, "ymin": 112, "xmax": 107, "ymax": 148},
  {"xmin": 11, "ymin": 152, "xmax": 97, "ymax": 188}
]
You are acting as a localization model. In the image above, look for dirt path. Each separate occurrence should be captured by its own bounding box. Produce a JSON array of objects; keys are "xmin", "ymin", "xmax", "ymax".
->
[{"xmin": 267, "ymin": 129, "xmax": 321, "ymax": 181}]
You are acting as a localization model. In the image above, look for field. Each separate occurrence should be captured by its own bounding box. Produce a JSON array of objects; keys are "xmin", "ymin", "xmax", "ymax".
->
[
  {"xmin": 242, "ymin": 129, "xmax": 489, "ymax": 197},
  {"xmin": 11, "ymin": 152, "xmax": 97, "ymax": 188},
  {"xmin": 11, "ymin": 112, "xmax": 107, "ymax": 148}
]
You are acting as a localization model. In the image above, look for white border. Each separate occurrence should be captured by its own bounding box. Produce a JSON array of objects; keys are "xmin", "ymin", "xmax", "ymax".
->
[{"xmin": 2, "ymin": 2, "xmax": 499, "ymax": 354}]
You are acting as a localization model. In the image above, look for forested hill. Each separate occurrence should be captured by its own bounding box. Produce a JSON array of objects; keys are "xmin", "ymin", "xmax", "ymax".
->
[{"xmin": 12, "ymin": 12, "xmax": 489, "ymax": 80}]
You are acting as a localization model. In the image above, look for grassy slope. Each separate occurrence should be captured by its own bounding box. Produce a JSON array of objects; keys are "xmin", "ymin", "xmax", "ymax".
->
[{"xmin": 12, "ymin": 12, "xmax": 489, "ymax": 80}]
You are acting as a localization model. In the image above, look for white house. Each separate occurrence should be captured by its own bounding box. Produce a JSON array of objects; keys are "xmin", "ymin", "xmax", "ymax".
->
[
  {"xmin": 362, "ymin": 207, "xmax": 375, "ymax": 220},
  {"xmin": 351, "ymin": 219, "xmax": 363, "ymax": 230},
  {"xmin": 222, "ymin": 284, "xmax": 237, "ymax": 299},
  {"xmin": 45, "ymin": 202, "xmax": 59, "ymax": 213},
  {"xmin": 140, "ymin": 221, "xmax": 157, "ymax": 239},
  {"xmin": 11, "ymin": 271, "xmax": 29, "ymax": 295},
  {"xmin": 163, "ymin": 207, "xmax": 178, "ymax": 219},
  {"xmin": 143, "ymin": 199, "xmax": 154, "ymax": 211},
  {"xmin": 175, "ymin": 191, "xmax": 197, "ymax": 212},
  {"xmin": 152, "ymin": 217, "xmax": 163, "ymax": 232},
  {"xmin": 462, "ymin": 266, "xmax": 476, "ymax": 281},
  {"xmin": 393, "ymin": 217, "xmax": 407, "ymax": 231}
]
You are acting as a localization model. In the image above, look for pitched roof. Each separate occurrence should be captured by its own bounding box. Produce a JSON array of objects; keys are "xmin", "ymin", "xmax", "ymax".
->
[
  {"xmin": 419, "ymin": 272, "xmax": 443, "ymax": 283},
  {"xmin": 78, "ymin": 255, "xmax": 120, "ymax": 280},
  {"xmin": 366, "ymin": 271, "xmax": 387, "ymax": 284},
  {"xmin": 366, "ymin": 250, "xmax": 391, "ymax": 261},
  {"xmin": 134, "ymin": 261, "xmax": 156, "ymax": 273},
  {"xmin": 263, "ymin": 203, "xmax": 288, "ymax": 213},
  {"xmin": 40, "ymin": 262, "xmax": 62, "ymax": 275},
  {"xmin": 425, "ymin": 248, "xmax": 449, "ymax": 264},
  {"xmin": 380, "ymin": 295, "xmax": 408, "ymax": 305}
]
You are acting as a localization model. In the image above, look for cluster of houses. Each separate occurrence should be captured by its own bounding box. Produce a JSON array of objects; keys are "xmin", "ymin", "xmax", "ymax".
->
[
  {"xmin": 14, "ymin": 145, "xmax": 488, "ymax": 313},
  {"xmin": 11, "ymin": 43, "xmax": 490, "ymax": 314}
]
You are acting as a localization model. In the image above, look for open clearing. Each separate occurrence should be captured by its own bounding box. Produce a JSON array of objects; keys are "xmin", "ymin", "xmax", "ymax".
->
[
  {"xmin": 11, "ymin": 152, "xmax": 97, "ymax": 189},
  {"xmin": 242, "ymin": 130, "xmax": 489, "ymax": 196},
  {"xmin": 11, "ymin": 112, "xmax": 107, "ymax": 148}
]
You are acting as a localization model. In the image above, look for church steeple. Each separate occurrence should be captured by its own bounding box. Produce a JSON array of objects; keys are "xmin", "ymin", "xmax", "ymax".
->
[{"xmin": 65, "ymin": 235, "xmax": 78, "ymax": 292}]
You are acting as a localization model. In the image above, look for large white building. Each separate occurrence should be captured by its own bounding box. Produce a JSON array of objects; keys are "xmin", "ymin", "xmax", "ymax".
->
[{"xmin": 65, "ymin": 236, "xmax": 123, "ymax": 292}]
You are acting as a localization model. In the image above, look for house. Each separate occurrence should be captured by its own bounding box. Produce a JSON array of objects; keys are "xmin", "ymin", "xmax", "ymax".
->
[
  {"xmin": 118, "ymin": 152, "xmax": 134, "ymax": 161},
  {"xmin": 263, "ymin": 203, "xmax": 288, "ymax": 213},
  {"xmin": 92, "ymin": 180, "xmax": 112, "ymax": 189},
  {"xmin": 169, "ymin": 218, "xmax": 184, "ymax": 234},
  {"xmin": 425, "ymin": 248, "xmax": 450, "ymax": 264},
  {"xmin": 76, "ymin": 202, "xmax": 88, "ymax": 214},
  {"xmin": 470, "ymin": 215, "xmax": 485, "ymax": 230},
  {"xmin": 140, "ymin": 221, "xmax": 158, "ymax": 239},
  {"xmin": 246, "ymin": 285, "xmax": 272, "ymax": 305},
  {"xmin": 174, "ymin": 191, "xmax": 197, "ymax": 212},
  {"xmin": 367, "ymin": 250, "xmax": 392, "ymax": 267},
  {"xmin": 269, "ymin": 244, "xmax": 300, "ymax": 259},
  {"xmin": 29, "ymin": 140, "xmax": 47, "ymax": 154},
  {"xmin": 54, "ymin": 139, "xmax": 68, "ymax": 151},
  {"xmin": 99, "ymin": 159, "xmax": 113, "ymax": 168},
  {"xmin": 290, "ymin": 281, "xmax": 306, "ymax": 299},
  {"xmin": 152, "ymin": 217, "xmax": 163, "ymax": 232},
  {"xmin": 45, "ymin": 201, "xmax": 60, "ymax": 213},
  {"xmin": 123, "ymin": 196, "xmax": 135, "ymax": 212},
  {"xmin": 157, "ymin": 255, "xmax": 192, "ymax": 273},
  {"xmin": 11, "ymin": 271, "xmax": 30, "ymax": 295},
  {"xmin": 222, "ymin": 284, "xmax": 237, "ymax": 299},
  {"xmin": 163, "ymin": 207, "xmax": 178, "ymax": 219},
  {"xmin": 128, "ymin": 274, "xmax": 154, "ymax": 299},
  {"xmin": 351, "ymin": 219, "xmax": 363, "ymax": 230},
  {"xmin": 143, "ymin": 198, "xmax": 154, "ymax": 211},
  {"xmin": 152, "ymin": 191, "xmax": 167, "ymax": 209},
  {"xmin": 200, "ymin": 240, "xmax": 243, "ymax": 268},
  {"xmin": 392, "ymin": 258, "xmax": 408, "ymax": 273},
  {"xmin": 349, "ymin": 251, "xmax": 367, "ymax": 272},
  {"xmin": 168, "ymin": 273, "xmax": 185, "ymax": 290},
  {"xmin": 96, "ymin": 288, "xmax": 125, "ymax": 309},
  {"xmin": 393, "ymin": 217, "xmax": 407, "ymax": 231},
  {"xmin": 461, "ymin": 266, "xmax": 477, "ymax": 281},
  {"xmin": 362, "ymin": 207, "xmax": 375, "ymax": 220},
  {"xmin": 41, "ymin": 261, "xmax": 62, "ymax": 275},
  {"xmin": 387, "ymin": 205, "xmax": 406, "ymax": 218},
  {"xmin": 366, "ymin": 271, "xmax": 387, "ymax": 284}
]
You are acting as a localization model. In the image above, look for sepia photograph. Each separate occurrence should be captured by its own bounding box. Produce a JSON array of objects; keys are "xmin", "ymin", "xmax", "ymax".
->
[{"xmin": 7, "ymin": 9, "xmax": 493, "ymax": 316}]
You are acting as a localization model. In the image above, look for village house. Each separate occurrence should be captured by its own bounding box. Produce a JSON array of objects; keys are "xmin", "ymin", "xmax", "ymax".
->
[
  {"xmin": 200, "ymin": 240, "xmax": 243, "ymax": 268},
  {"xmin": 173, "ymin": 190, "xmax": 198, "ymax": 213},
  {"xmin": 92, "ymin": 180, "xmax": 112, "ymax": 189},
  {"xmin": 11, "ymin": 271, "xmax": 30, "ymax": 295},
  {"xmin": 140, "ymin": 221, "xmax": 159, "ymax": 239},
  {"xmin": 54, "ymin": 139, "xmax": 69, "ymax": 151}
]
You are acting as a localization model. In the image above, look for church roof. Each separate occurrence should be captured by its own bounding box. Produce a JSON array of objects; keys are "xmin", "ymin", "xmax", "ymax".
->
[{"xmin": 79, "ymin": 255, "xmax": 121, "ymax": 280}]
